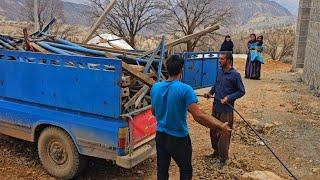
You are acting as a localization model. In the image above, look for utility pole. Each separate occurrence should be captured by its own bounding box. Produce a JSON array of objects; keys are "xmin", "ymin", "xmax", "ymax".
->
[
  {"xmin": 82, "ymin": 0, "xmax": 117, "ymax": 43},
  {"xmin": 34, "ymin": 0, "xmax": 40, "ymax": 31}
]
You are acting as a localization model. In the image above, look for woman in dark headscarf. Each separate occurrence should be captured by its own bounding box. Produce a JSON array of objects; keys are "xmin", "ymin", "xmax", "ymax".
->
[
  {"xmin": 220, "ymin": 35, "xmax": 234, "ymax": 53},
  {"xmin": 245, "ymin": 33, "xmax": 263, "ymax": 80}
]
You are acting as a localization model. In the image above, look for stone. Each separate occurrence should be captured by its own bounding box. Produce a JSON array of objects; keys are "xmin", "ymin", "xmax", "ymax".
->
[
  {"xmin": 311, "ymin": 167, "xmax": 320, "ymax": 173},
  {"xmin": 258, "ymin": 141, "xmax": 265, "ymax": 146},
  {"xmin": 239, "ymin": 171, "xmax": 286, "ymax": 180}
]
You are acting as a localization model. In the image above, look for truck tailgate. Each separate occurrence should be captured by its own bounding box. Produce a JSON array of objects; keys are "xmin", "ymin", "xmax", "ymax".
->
[{"xmin": 130, "ymin": 109, "xmax": 156, "ymax": 147}]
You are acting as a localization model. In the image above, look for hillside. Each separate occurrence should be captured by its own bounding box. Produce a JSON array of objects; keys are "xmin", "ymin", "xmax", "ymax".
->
[
  {"xmin": 0, "ymin": 0, "xmax": 295, "ymax": 30},
  {"xmin": 218, "ymin": 0, "xmax": 292, "ymax": 24},
  {"xmin": 0, "ymin": 0, "xmax": 92, "ymax": 25},
  {"xmin": 270, "ymin": 0, "xmax": 299, "ymax": 15},
  {"xmin": 216, "ymin": 0, "xmax": 295, "ymax": 30}
]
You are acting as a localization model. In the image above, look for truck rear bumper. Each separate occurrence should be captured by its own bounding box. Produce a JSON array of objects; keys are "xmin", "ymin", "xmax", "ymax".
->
[{"xmin": 116, "ymin": 140, "xmax": 156, "ymax": 169}]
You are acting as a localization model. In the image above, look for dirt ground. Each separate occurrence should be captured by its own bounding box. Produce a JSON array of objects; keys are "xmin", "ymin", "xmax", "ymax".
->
[{"xmin": 0, "ymin": 58, "xmax": 319, "ymax": 180}]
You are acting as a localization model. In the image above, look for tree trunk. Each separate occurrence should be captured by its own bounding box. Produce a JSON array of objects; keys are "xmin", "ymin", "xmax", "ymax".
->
[
  {"xmin": 186, "ymin": 40, "xmax": 194, "ymax": 52},
  {"xmin": 128, "ymin": 35, "xmax": 136, "ymax": 49}
]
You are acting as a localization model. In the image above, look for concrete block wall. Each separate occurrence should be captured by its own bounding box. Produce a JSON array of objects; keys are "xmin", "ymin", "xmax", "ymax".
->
[
  {"xmin": 302, "ymin": 0, "xmax": 320, "ymax": 92},
  {"xmin": 293, "ymin": 0, "xmax": 311, "ymax": 69},
  {"xmin": 294, "ymin": 0, "xmax": 320, "ymax": 92}
]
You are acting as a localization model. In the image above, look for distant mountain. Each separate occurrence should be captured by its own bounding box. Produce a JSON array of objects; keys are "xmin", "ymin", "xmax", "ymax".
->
[
  {"xmin": 0, "ymin": 0, "xmax": 25, "ymax": 21},
  {"xmin": 0, "ymin": 6, "xmax": 4, "ymax": 20},
  {"xmin": 63, "ymin": 2, "xmax": 92, "ymax": 25},
  {"xmin": 0, "ymin": 0, "xmax": 92, "ymax": 25},
  {"xmin": 0, "ymin": 0, "xmax": 295, "ymax": 30},
  {"xmin": 269, "ymin": 0, "xmax": 299, "ymax": 15},
  {"xmin": 217, "ymin": 0, "xmax": 292, "ymax": 24},
  {"xmin": 213, "ymin": 0, "xmax": 296, "ymax": 32}
]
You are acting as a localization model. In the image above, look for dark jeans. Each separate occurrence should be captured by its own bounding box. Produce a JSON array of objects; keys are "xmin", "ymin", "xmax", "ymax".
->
[
  {"xmin": 210, "ymin": 108, "xmax": 234, "ymax": 161},
  {"xmin": 156, "ymin": 131, "xmax": 192, "ymax": 180}
]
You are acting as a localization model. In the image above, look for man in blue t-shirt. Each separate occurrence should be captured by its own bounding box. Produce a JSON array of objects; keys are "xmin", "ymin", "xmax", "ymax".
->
[{"xmin": 151, "ymin": 55, "xmax": 231, "ymax": 180}]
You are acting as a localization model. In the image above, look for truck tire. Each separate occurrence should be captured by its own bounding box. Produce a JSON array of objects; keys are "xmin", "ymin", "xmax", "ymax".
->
[{"xmin": 38, "ymin": 127, "xmax": 84, "ymax": 179}]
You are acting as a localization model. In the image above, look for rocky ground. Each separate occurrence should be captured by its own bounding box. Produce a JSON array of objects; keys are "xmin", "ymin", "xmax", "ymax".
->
[{"xmin": 0, "ymin": 59, "xmax": 319, "ymax": 180}]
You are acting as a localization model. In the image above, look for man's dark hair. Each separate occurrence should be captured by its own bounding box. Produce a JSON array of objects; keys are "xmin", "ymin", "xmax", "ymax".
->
[
  {"xmin": 220, "ymin": 51, "xmax": 233, "ymax": 64},
  {"xmin": 165, "ymin": 55, "xmax": 184, "ymax": 76}
]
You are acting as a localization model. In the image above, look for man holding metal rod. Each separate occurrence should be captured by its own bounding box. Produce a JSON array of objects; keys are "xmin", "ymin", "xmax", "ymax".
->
[
  {"xmin": 204, "ymin": 52, "xmax": 246, "ymax": 164},
  {"xmin": 151, "ymin": 55, "xmax": 232, "ymax": 180}
]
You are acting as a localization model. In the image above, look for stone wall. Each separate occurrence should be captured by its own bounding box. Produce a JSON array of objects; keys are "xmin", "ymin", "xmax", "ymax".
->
[
  {"xmin": 303, "ymin": 0, "xmax": 320, "ymax": 91},
  {"xmin": 294, "ymin": 0, "xmax": 320, "ymax": 92},
  {"xmin": 293, "ymin": 0, "xmax": 310, "ymax": 69}
]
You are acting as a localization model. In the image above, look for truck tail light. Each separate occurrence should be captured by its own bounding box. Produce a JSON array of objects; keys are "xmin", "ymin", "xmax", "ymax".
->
[{"xmin": 118, "ymin": 127, "xmax": 129, "ymax": 149}]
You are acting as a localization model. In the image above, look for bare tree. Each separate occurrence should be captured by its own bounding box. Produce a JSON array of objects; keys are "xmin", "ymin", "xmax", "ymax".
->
[
  {"xmin": 20, "ymin": 0, "xmax": 65, "ymax": 30},
  {"xmin": 89, "ymin": 0, "xmax": 161, "ymax": 48},
  {"xmin": 264, "ymin": 28, "xmax": 295, "ymax": 62},
  {"xmin": 51, "ymin": 24, "xmax": 83, "ymax": 41},
  {"xmin": 19, "ymin": 0, "xmax": 80, "ymax": 40},
  {"xmin": 160, "ymin": 0, "xmax": 233, "ymax": 51}
]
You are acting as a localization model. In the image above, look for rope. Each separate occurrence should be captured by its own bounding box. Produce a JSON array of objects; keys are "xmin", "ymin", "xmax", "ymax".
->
[{"xmin": 197, "ymin": 95, "xmax": 298, "ymax": 180}]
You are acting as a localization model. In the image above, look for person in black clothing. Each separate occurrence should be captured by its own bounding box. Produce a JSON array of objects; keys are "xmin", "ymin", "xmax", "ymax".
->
[{"xmin": 220, "ymin": 35, "xmax": 234, "ymax": 53}]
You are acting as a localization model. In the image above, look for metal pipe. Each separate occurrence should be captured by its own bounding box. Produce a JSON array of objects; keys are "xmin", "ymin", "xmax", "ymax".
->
[
  {"xmin": 37, "ymin": 42, "xmax": 70, "ymax": 55},
  {"xmin": 117, "ymin": 54, "xmax": 160, "ymax": 64},
  {"xmin": 0, "ymin": 39, "xmax": 16, "ymax": 50},
  {"xmin": 0, "ymin": 37, "xmax": 25, "ymax": 51},
  {"xmin": 46, "ymin": 42, "xmax": 158, "ymax": 65},
  {"xmin": 55, "ymin": 38, "xmax": 83, "ymax": 48},
  {"xmin": 45, "ymin": 42, "xmax": 106, "ymax": 56},
  {"xmin": 157, "ymin": 36, "xmax": 166, "ymax": 81}
]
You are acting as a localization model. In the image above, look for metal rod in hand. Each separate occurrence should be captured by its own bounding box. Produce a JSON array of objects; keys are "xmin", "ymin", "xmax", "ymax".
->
[{"xmin": 197, "ymin": 94, "xmax": 298, "ymax": 180}]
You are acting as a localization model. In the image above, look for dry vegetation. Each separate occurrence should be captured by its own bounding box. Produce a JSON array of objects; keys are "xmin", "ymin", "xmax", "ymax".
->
[{"xmin": 1, "ymin": 59, "xmax": 319, "ymax": 180}]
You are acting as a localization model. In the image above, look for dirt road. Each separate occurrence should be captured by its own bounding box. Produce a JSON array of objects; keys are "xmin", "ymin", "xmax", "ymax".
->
[{"xmin": 1, "ymin": 59, "xmax": 319, "ymax": 180}]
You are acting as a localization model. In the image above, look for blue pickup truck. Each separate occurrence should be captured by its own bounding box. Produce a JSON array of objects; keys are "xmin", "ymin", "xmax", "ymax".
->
[{"xmin": 0, "ymin": 49, "xmax": 219, "ymax": 179}]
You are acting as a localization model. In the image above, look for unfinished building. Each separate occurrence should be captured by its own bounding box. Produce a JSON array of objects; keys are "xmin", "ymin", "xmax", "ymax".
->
[{"xmin": 293, "ymin": 0, "xmax": 320, "ymax": 92}]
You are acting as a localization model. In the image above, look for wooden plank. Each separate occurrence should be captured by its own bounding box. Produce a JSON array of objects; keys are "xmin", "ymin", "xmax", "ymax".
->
[
  {"xmin": 134, "ymin": 86, "xmax": 149, "ymax": 108},
  {"xmin": 124, "ymin": 85, "xmax": 149, "ymax": 110},
  {"xmin": 122, "ymin": 62, "xmax": 155, "ymax": 87},
  {"xmin": 30, "ymin": 42, "xmax": 50, "ymax": 53},
  {"xmin": 143, "ymin": 25, "xmax": 220, "ymax": 56},
  {"xmin": 82, "ymin": 0, "xmax": 117, "ymax": 43},
  {"xmin": 128, "ymin": 64, "xmax": 144, "ymax": 72}
]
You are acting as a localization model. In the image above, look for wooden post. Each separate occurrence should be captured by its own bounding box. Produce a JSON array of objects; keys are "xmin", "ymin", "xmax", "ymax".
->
[
  {"xmin": 34, "ymin": 0, "xmax": 40, "ymax": 31},
  {"xmin": 82, "ymin": 0, "xmax": 117, "ymax": 43},
  {"xmin": 143, "ymin": 25, "xmax": 220, "ymax": 56}
]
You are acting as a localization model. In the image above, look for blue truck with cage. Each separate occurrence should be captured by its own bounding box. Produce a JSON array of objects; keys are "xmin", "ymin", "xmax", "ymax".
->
[{"xmin": 0, "ymin": 48, "xmax": 219, "ymax": 179}]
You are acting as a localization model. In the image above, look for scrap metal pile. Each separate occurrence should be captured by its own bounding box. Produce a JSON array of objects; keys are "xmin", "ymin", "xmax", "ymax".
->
[{"xmin": 0, "ymin": 20, "xmax": 219, "ymax": 114}]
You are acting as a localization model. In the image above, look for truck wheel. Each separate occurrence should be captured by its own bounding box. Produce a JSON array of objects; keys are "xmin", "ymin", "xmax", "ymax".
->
[{"xmin": 38, "ymin": 127, "xmax": 84, "ymax": 179}]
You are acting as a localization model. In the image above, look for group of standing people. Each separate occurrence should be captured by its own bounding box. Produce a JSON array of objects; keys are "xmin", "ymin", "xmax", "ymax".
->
[
  {"xmin": 219, "ymin": 34, "xmax": 264, "ymax": 80},
  {"xmin": 151, "ymin": 52, "xmax": 245, "ymax": 180},
  {"xmin": 245, "ymin": 33, "xmax": 264, "ymax": 80},
  {"xmin": 150, "ymin": 33, "xmax": 266, "ymax": 180}
]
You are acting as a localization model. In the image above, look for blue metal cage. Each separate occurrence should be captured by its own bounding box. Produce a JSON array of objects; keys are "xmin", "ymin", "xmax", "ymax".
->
[
  {"xmin": 182, "ymin": 52, "xmax": 220, "ymax": 89},
  {"xmin": 0, "ymin": 50, "xmax": 122, "ymax": 118}
]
